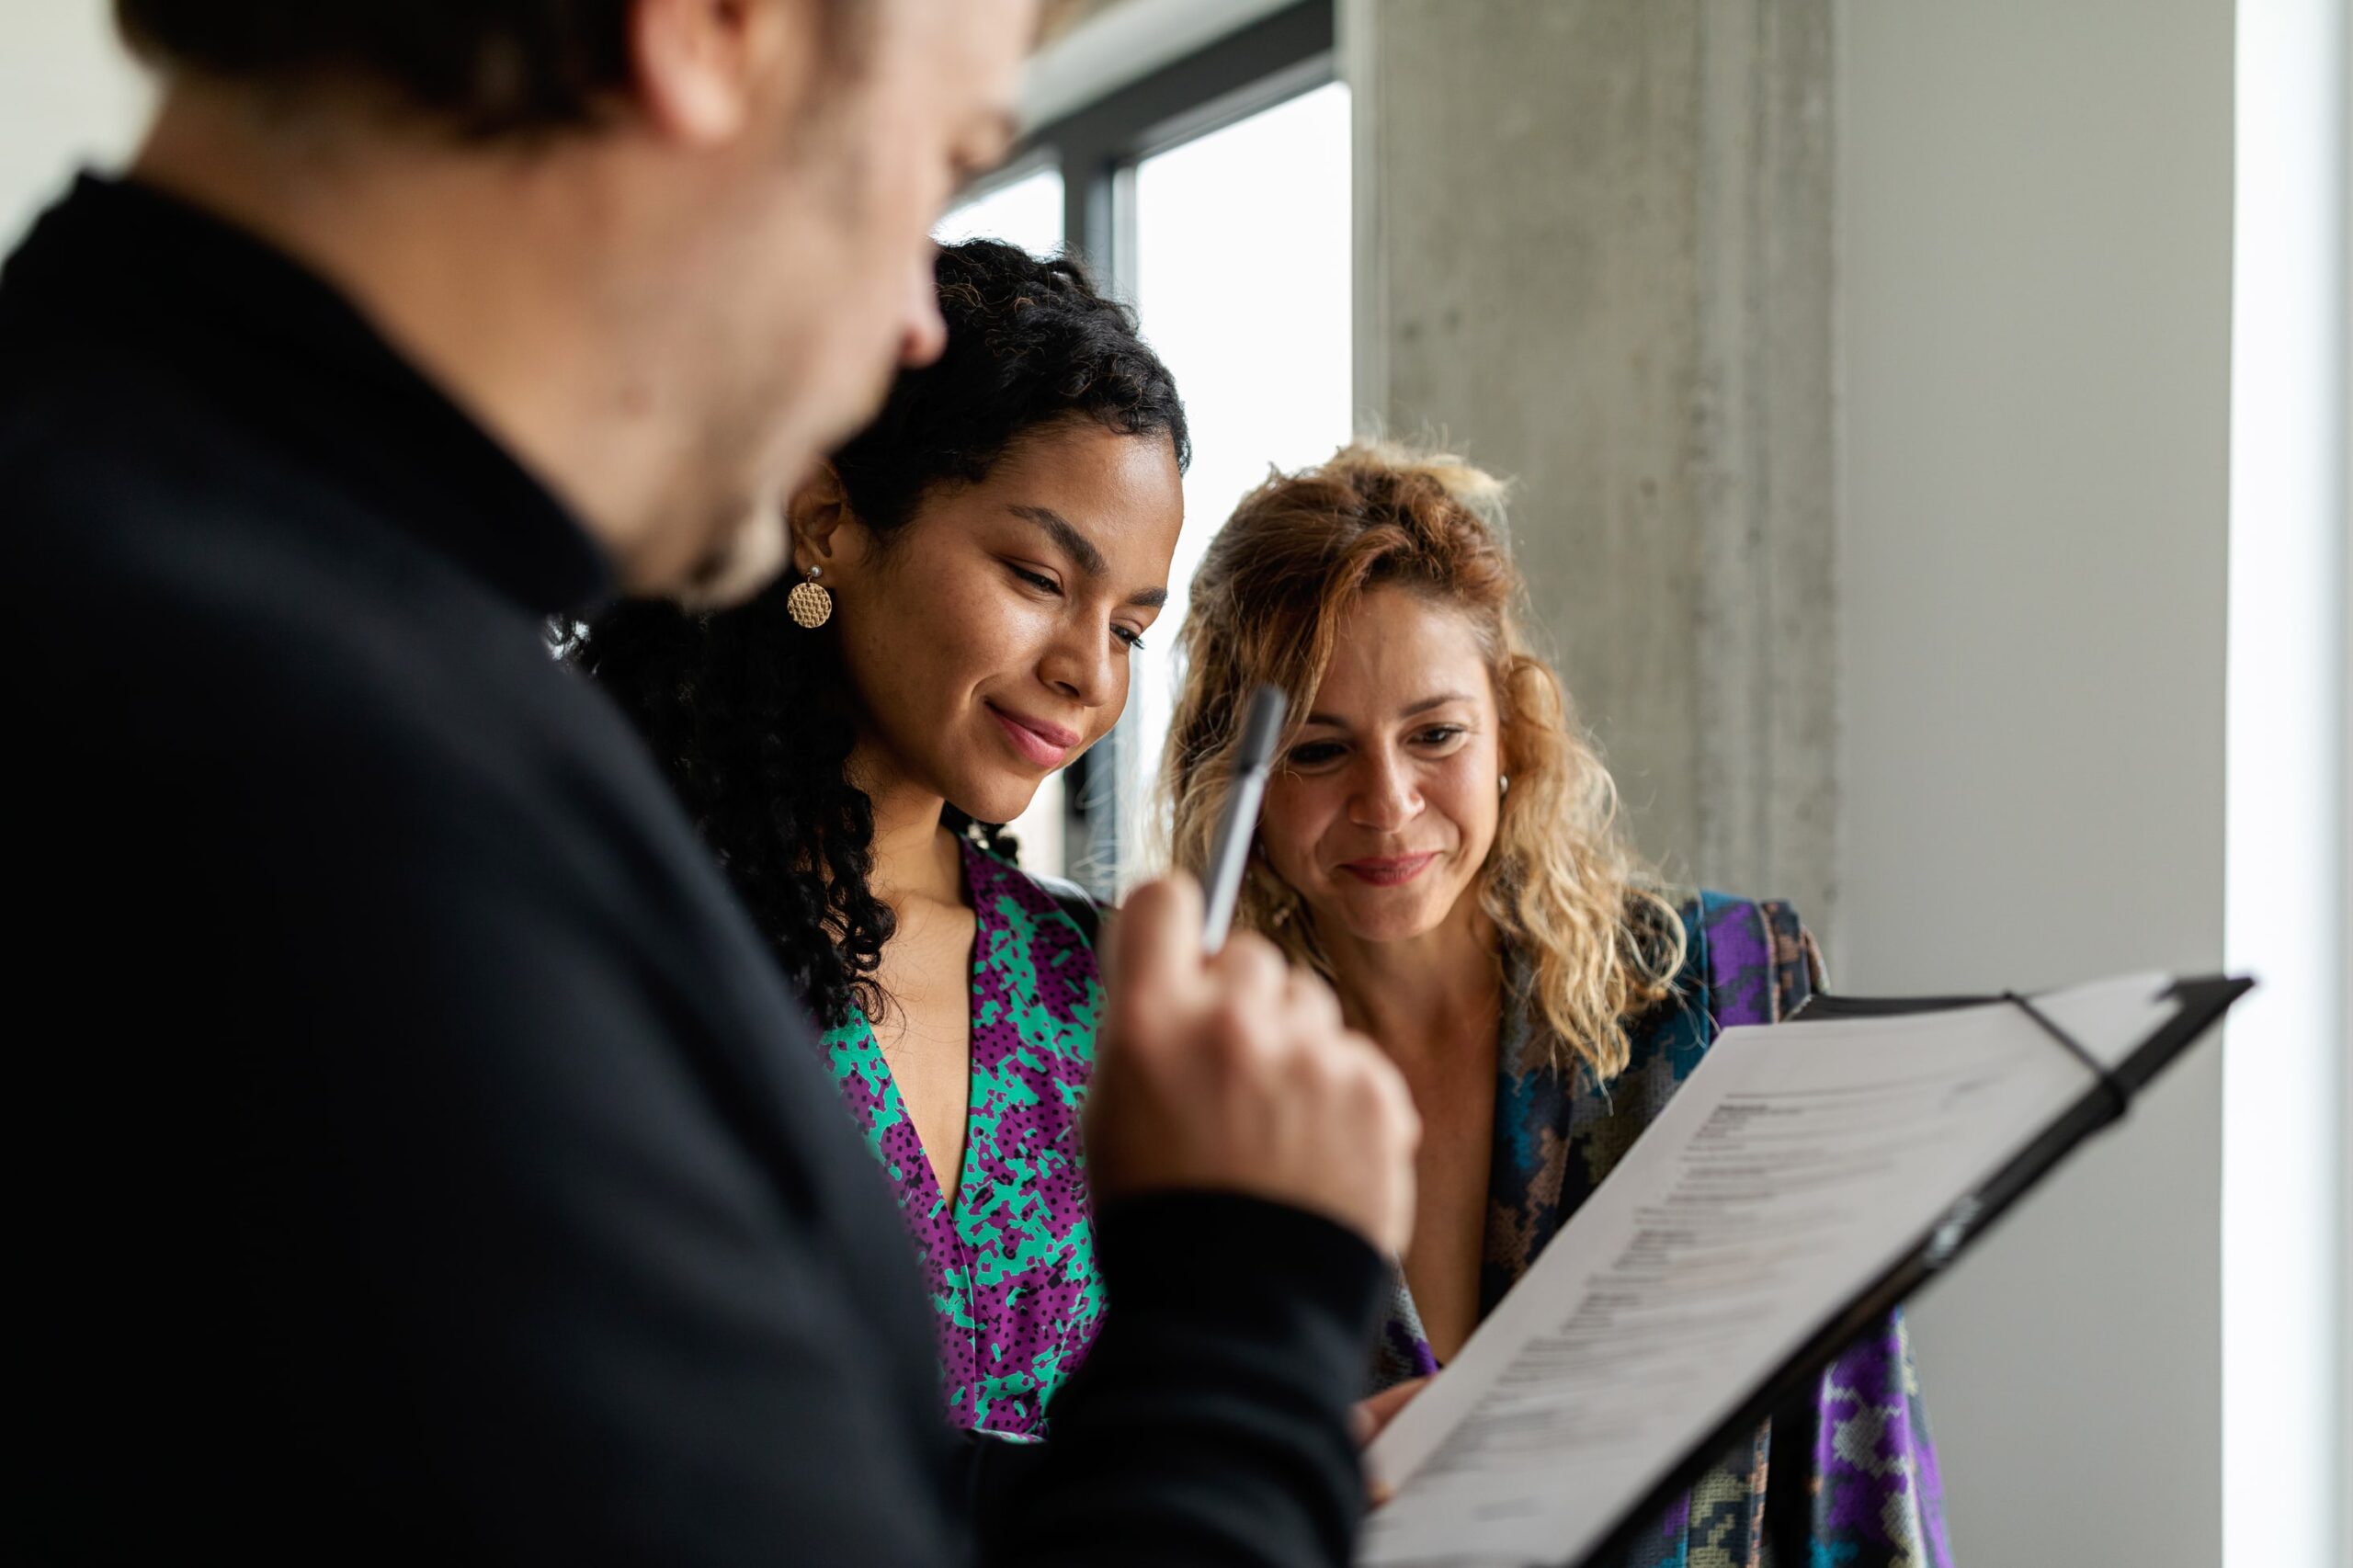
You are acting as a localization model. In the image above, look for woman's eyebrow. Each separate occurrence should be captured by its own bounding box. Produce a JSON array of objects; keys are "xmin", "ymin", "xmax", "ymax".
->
[
  {"xmin": 1009, "ymin": 504, "xmax": 1167, "ymax": 608},
  {"xmin": 1010, "ymin": 505, "xmax": 1105, "ymax": 575},
  {"xmin": 1301, "ymin": 692, "xmax": 1472, "ymax": 729}
]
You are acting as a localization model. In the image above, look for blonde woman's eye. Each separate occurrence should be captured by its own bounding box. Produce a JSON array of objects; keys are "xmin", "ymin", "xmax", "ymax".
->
[
  {"xmin": 1417, "ymin": 725, "xmax": 1469, "ymax": 746},
  {"xmin": 1114, "ymin": 626, "xmax": 1146, "ymax": 652},
  {"xmin": 1287, "ymin": 742, "xmax": 1346, "ymax": 768}
]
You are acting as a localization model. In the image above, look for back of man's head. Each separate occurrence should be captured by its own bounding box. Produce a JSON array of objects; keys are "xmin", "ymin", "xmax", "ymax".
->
[
  {"xmin": 114, "ymin": 1, "xmax": 858, "ymax": 138},
  {"xmin": 111, "ymin": 0, "xmax": 1032, "ymax": 607}
]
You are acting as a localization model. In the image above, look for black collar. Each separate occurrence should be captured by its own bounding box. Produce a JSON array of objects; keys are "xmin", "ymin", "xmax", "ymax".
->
[{"xmin": 1, "ymin": 174, "xmax": 615, "ymax": 616}]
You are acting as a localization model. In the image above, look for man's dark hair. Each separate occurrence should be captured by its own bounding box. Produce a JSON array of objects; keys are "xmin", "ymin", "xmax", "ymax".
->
[
  {"xmin": 115, "ymin": 1, "xmax": 852, "ymax": 138},
  {"xmin": 560, "ymin": 241, "xmax": 1188, "ymax": 1029}
]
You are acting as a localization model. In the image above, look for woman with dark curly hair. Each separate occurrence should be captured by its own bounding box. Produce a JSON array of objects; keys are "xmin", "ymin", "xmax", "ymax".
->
[{"xmin": 561, "ymin": 240, "xmax": 1187, "ymax": 1440}]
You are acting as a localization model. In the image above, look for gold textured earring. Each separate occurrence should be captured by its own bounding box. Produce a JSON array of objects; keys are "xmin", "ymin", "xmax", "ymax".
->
[{"xmin": 786, "ymin": 564, "xmax": 833, "ymax": 630}]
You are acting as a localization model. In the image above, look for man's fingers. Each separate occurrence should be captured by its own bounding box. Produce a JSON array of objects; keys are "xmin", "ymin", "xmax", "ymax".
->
[
  {"xmin": 1107, "ymin": 874, "xmax": 1202, "ymax": 1007},
  {"xmin": 1355, "ymin": 1375, "xmax": 1430, "ymax": 1446},
  {"xmin": 1206, "ymin": 930, "xmax": 1288, "ymax": 1006},
  {"xmin": 1087, "ymin": 878, "xmax": 1419, "ymax": 1256},
  {"xmin": 1279, "ymin": 965, "xmax": 1343, "ymax": 1036}
]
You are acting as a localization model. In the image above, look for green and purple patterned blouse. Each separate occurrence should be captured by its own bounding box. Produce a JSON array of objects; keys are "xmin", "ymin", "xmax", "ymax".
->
[
  {"xmin": 1372, "ymin": 892, "xmax": 1954, "ymax": 1568},
  {"xmin": 820, "ymin": 839, "xmax": 1103, "ymax": 1438}
]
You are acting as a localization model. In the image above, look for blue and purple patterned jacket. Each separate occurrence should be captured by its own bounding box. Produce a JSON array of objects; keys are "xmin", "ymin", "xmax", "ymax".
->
[{"xmin": 1371, "ymin": 893, "xmax": 1954, "ymax": 1568}]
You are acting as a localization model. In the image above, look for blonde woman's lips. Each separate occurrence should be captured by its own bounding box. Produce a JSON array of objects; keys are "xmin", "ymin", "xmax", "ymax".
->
[{"xmin": 1338, "ymin": 853, "xmax": 1438, "ymax": 887}]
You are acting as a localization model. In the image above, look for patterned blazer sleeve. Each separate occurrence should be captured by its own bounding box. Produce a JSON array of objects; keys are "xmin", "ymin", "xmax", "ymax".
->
[{"xmin": 1756, "ymin": 903, "xmax": 1956, "ymax": 1568}]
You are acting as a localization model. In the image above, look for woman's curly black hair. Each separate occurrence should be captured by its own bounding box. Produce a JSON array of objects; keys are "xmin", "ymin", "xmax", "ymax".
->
[{"xmin": 559, "ymin": 240, "xmax": 1188, "ymax": 1030}]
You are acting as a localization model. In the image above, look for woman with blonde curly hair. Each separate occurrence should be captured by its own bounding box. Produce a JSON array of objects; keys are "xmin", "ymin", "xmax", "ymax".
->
[{"xmin": 1162, "ymin": 441, "xmax": 1952, "ymax": 1568}]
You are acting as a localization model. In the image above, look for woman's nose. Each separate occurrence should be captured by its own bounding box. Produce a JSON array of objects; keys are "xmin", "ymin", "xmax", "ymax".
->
[
  {"xmin": 1350, "ymin": 750, "xmax": 1420, "ymax": 829},
  {"xmin": 1038, "ymin": 625, "xmax": 1118, "ymax": 709}
]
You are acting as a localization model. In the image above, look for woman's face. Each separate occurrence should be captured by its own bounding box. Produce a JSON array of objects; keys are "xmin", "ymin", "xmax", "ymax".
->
[
  {"xmin": 1258, "ymin": 586, "xmax": 1505, "ymax": 949},
  {"xmin": 823, "ymin": 419, "xmax": 1184, "ymax": 824}
]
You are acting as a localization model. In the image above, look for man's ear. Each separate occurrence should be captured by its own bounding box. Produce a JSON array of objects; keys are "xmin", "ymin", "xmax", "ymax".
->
[
  {"xmin": 787, "ymin": 461, "xmax": 864, "ymax": 577},
  {"xmin": 631, "ymin": 0, "xmax": 817, "ymax": 147}
]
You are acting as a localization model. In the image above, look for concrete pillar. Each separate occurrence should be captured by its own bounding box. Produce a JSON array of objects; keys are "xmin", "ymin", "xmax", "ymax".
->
[{"xmin": 1345, "ymin": 0, "xmax": 1838, "ymax": 930}]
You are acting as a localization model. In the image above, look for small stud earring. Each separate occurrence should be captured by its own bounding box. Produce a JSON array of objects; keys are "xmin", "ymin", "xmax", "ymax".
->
[
  {"xmin": 786, "ymin": 564, "xmax": 833, "ymax": 630},
  {"xmin": 1499, "ymin": 773, "xmax": 1511, "ymax": 795}
]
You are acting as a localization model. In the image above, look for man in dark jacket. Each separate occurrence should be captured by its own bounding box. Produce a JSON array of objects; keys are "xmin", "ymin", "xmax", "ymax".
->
[{"xmin": 2, "ymin": 3, "xmax": 1419, "ymax": 1562}]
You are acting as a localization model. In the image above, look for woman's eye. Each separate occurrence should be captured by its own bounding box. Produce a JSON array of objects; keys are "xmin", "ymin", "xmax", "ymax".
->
[
  {"xmin": 1415, "ymin": 724, "xmax": 1469, "ymax": 747},
  {"xmin": 1286, "ymin": 742, "xmax": 1346, "ymax": 768},
  {"xmin": 1113, "ymin": 626, "xmax": 1147, "ymax": 652},
  {"xmin": 1008, "ymin": 564, "xmax": 1061, "ymax": 596}
]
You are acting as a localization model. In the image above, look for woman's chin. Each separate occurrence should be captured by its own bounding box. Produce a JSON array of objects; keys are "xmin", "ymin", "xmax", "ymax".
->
[
  {"xmin": 1326, "ymin": 889, "xmax": 1453, "ymax": 948},
  {"xmin": 949, "ymin": 777, "xmax": 1043, "ymax": 832}
]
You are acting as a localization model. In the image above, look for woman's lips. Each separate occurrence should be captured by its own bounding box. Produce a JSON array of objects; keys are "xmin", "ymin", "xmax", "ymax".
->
[
  {"xmin": 987, "ymin": 703, "xmax": 1079, "ymax": 768},
  {"xmin": 1337, "ymin": 852, "xmax": 1439, "ymax": 887}
]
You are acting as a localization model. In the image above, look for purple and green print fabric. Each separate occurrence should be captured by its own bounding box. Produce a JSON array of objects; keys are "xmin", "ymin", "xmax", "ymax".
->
[
  {"xmin": 1373, "ymin": 893, "xmax": 1954, "ymax": 1568},
  {"xmin": 821, "ymin": 838, "xmax": 1103, "ymax": 1438}
]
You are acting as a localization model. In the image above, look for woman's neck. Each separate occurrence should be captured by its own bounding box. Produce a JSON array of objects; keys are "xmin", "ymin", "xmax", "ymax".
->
[
  {"xmin": 1319, "ymin": 901, "xmax": 1504, "ymax": 1073},
  {"xmin": 855, "ymin": 747, "xmax": 960, "ymax": 913}
]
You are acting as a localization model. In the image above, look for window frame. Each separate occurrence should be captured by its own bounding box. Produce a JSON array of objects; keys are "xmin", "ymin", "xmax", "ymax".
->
[{"xmin": 954, "ymin": 0, "xmax": 1337, "ymax": 893}]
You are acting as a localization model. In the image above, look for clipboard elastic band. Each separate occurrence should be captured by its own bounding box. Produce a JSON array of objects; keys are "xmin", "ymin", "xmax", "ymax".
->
[{"xmin": 2001, "ymin": 991, "xmax": 2131, "ymax": 1128}]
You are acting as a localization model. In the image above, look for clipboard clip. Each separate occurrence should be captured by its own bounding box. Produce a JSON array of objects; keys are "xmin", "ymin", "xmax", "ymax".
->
[
  {"xmin": 1920, "ymin": 994, "xmax": 2129, "ymax": 1275},
  {"xmin": 1924, "ymin": 1194, "xmax": 1983, "ymax": 1270},
  {"xmin": 2002, "ymin": 990, "xmax": 2133, "ymax": 1130}
]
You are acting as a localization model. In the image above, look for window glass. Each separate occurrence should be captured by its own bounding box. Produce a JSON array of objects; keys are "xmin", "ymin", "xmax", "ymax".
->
[
  {"xmin": 1121, "ymin": 81, "xmax": 1354, "ymax": 869},
  {"xmin": 934, "ymin": 165, "xmax": 1066, "ymax": 256}
]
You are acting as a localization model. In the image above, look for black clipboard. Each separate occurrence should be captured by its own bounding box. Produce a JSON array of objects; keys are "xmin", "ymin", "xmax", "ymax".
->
[{"xmin": 1570, "ymin": 973, "xmax": 2253, "ymax": 1568}]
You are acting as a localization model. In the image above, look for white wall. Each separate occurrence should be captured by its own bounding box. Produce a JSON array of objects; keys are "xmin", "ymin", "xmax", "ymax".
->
[
  {"xmin": 1837, "ymin": 3, "xmax": 2235, "ymax": 1565},
  {"xmin": 0, "ymin": 0, "xmax": 151, "ymax": 250},
  {"xmin": 2224, "ymin": 6, "xmax": 2350, "ymax": 1565}
]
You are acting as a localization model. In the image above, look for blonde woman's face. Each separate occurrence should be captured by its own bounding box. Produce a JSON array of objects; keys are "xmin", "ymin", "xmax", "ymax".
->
[{"xmin": 1258, "ymin": 586, "xmax": 1504, "ymax": 948}]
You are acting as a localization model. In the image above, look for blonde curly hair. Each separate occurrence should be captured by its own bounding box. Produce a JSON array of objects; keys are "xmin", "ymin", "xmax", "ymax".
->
[{"xmin": 1159, "ymin": 440, "xmax": 1686, "ymax": 1081}]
